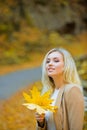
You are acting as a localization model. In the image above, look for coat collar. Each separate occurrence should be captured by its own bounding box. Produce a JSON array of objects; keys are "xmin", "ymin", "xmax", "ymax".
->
[
  {"xmin": 54, "ymin": 83, "xmax": 77, "ymax": 107},
  {"xmin": 55, "ymin": 86, "xmax": 65, "ymax": 108}
]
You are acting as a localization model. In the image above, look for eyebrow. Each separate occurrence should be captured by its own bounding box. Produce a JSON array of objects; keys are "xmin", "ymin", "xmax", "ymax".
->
[{"xmin": 47, "ymin": 57, "xmax": 60, "ymax": 59}]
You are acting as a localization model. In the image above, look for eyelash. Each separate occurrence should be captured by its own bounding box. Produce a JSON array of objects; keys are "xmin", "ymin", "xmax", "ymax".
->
[
  {"xmin": 55, "ymin": 60, "xmax": 59, "ymax": 62},
  {"xmin": 46, "ymin": 60, "xmax": 59, "ymax": 63},
  {"xmin": 46, "ymin": 61, "xmax": 50, "ymax": 63}
]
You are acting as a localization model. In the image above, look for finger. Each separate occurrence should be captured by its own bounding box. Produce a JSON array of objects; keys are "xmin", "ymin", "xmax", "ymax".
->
[
  {"xmin": 35, "ymin": 112, "xmax": 45, "ymax": 117},
  {"xmin": 37, "ymin": 117, "xmax": 44, "ymax": 123}
]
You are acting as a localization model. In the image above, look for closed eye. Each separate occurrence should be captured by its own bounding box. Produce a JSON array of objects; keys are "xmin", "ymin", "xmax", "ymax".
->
[
  {"xmin": 46, "ymin": 58, "xmax": 60, "ymax": 63},
  {"xmin": 53, "ymin": 58, "xmax": 60, "ymax": 62},
  {"xmin": 46, "ymin": 60, "xmax": 50, "ymax": 63}
]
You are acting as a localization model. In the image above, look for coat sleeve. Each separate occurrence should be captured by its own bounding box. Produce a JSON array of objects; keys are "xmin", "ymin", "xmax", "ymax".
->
[
  {"xmin": 65, "ymin": 87, "xmax": 84, "ymax": 130},
  {"xmin": 36, "ymin": 119, "xmax": 47, "ymax": 130}
]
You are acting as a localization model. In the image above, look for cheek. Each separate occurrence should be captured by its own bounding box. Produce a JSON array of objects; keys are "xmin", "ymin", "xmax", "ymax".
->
[
  {"xmin": 46, "ymin": 65, "xmax": 49, "ymax": 74},
  {"xmin": 45, "ymin": 65, "xmax": 48, "ymax": 71},
  {"xmin": 56, "ymin": 64, "xmax": 64, "ymax": 72}
]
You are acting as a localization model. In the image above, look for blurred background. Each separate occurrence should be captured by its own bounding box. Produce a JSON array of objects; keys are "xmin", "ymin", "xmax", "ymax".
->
[{"xmin": 0, "ymin": 0, "xmax": 87, "ymax": 130}]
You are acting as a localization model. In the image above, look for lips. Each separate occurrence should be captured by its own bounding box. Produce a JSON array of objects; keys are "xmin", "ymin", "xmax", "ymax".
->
[{"xmin": 48, "ymin": 68, "xmax": 55, "ymax": 72}]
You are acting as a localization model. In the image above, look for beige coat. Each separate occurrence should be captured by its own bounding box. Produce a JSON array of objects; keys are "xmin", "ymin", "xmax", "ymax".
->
[{"xmin": 36, "ymin": 84, "xmax": 84, "ymax": 130}]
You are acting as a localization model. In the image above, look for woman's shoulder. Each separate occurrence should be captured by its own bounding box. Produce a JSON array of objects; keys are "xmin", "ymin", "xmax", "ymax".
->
[{"xmin": 64, "ymin": 83, "xmax": 83, "ymax": 93}]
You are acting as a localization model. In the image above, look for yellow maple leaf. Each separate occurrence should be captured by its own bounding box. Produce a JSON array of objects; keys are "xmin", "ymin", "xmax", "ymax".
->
[{"xmin": 22, "ymin": 86, "xmax": 58, "ymax": 114}]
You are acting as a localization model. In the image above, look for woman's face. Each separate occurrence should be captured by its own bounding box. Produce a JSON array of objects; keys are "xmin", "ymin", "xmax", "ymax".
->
[{"xmin": 46, "ymin": 51, "xmax": 64, "ymax": 78}]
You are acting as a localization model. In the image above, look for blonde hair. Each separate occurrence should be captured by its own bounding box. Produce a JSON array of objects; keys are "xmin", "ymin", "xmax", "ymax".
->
[{"xmin": 41, "ymin": 48, "xmax": 82, "ymax": 93}]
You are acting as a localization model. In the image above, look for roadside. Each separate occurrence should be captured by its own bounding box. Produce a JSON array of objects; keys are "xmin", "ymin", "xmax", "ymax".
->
[{"xmin": 0, "ymin": 53, "xmax": 43, "ymax": 75}]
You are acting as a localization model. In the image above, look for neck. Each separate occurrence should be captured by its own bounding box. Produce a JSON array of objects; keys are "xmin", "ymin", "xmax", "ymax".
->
[{"xmin": 53, "ymin": 75, "xmax": 65, "ymax": 89}]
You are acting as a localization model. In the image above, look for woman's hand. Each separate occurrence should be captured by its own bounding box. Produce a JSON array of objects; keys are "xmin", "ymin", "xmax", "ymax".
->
[
  {"xmin": 35, "ymin": 112, "xmax": 45, "ymax": 123},
  {"xmin": 35, "ymin": 112, "xmax": 45, "ymax": 127}
]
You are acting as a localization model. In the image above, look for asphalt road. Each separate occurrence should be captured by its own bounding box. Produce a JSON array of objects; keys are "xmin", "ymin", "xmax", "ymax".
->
[{"xmin": 0, "ymin": 67, "xmax": 41, "ymax": 99}]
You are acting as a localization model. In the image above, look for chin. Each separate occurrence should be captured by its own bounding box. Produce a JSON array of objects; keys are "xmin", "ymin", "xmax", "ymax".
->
[{"xmin": 48, "ymin": 73, "xmax": 56, "ymax": 77}]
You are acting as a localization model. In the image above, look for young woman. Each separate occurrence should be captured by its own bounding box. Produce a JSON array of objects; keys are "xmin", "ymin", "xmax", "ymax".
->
[{"xmin": 35, "ymin": 48, "xmax": 84, "ymax": 130}]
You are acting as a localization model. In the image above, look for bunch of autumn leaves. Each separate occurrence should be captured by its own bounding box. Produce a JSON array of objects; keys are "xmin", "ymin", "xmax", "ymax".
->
[{"xmin": 23, "ymin": 86, "xmax": 58, "ymax": 114}]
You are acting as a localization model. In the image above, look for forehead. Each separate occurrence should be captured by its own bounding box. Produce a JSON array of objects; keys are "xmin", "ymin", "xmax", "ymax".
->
[{"xmin": 47, "ymin": 51, "xmax": 63, "ymax": 59}]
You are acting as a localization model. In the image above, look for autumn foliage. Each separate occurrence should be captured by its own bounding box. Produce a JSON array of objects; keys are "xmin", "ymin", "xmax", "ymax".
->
[
  {"xmin": 0, "ymin": 82, "xmax": 42, "ymax": 130},
  {"xmin": 23, "ymin": 86, "xmax": 58, "ymax": 114}
]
